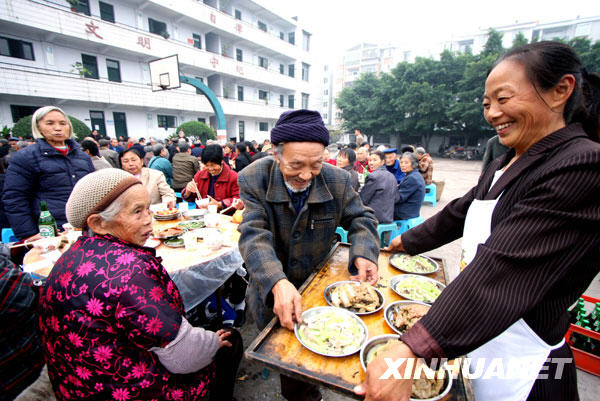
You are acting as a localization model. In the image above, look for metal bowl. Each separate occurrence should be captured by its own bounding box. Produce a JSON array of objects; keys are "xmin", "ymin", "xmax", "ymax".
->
[
  {"xmin": 389, "ymin": 253, "xmax": 439, "ymax": 275},
  {"xmin": 384, "ymin": 300, "xmax": 431, "ymax": 336},
  {"xmin": 294, "ymin": 306, "xmax": 368, "ymax": 357},
  {"xmin": 390, "ymin": 274, "xmax": 446, "ymax": 304},
  {"xmin": 323, "ymin": 281, "xmax": 385, "ymax": 315},
  {"xmin": 360, "ymin": 334, "xmax": 453, "ymax": 401}
]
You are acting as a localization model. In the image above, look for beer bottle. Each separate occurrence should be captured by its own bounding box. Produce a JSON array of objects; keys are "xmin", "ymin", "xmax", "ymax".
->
[
  {"xmin": 569, "ymin": 298, "xmax": 585, "ymax": 324},
  {"xmin": 586, "ymin": 303, "xmax": 600, "ymax": 329},
  {"xmin": 39, "ymin": 201, "xmax": 58, "ymax": 237}
]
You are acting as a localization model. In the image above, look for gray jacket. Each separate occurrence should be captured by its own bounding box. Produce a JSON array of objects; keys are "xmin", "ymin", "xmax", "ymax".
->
[{"xmin": 359, "ymin": 165, "xmax": 397, "ymax": 224}]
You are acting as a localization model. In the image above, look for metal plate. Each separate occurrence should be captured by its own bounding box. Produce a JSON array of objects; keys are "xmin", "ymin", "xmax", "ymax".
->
[
  {"xmin": 390, "ymin": 274, "xmax": 446, "ymax": 304},
  {"xmin": 294, "ymin": 306, "xmax": 368, "ymax": 357},
  {"xmin": 323, "ymin": 281, "xmax": 385, "ymax": 315},
  {"xmin": 384, "ymin": 300, "xmax": 431, "ymax": 336},
  {"xmin": 163, "ymin": 238, "xmax": 185, "ymax": 248},
  {"xmin": 177, "ymin": 220, "xmax": 206, "ymax": 230},
  {"xmin": 389, "ymin": 253, "xmax": 439, "ymax": 275}
]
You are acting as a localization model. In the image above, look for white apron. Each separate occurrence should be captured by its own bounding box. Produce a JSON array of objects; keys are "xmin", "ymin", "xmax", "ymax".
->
[{"xmin": 460, "ymin": 171, "xmax": 564, "ymax": 401}]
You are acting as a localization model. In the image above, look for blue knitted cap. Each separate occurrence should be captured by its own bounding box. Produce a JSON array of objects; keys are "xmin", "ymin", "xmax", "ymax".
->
[{"xmin": 271, "ymin": 109, "xmax": 329, "ymax": 146}]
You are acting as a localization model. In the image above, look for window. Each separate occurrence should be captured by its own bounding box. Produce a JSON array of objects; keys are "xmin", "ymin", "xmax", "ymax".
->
[
  {"xmin": 258, "ymin": 56, "xmax": 268, "ymax": 69},
  {"xmin": 302, "ymin": 31, "xmax": 310, "ymax": 51},
  {"xmin": 81, "ymin": 54, "xmax": 99, "ymax": 79},
  {"xmin": 106, "ymin": 59, "xmax": 121, "ymax": 82},
  {"xmin": 192, "ymin": 33, "xmax": 202, "ymax": 49},
  {"xmin": 0, "ymin": 36, "xmax": 34, "ymax": 60},
  {"xmin": 238, "ymin": 121, "xmax": 245, "ymax": 141},
  {"xmin": 157, "ymin": 114, "xmax": 176, "ymax": 128},
  {"xmin": 280, "ymin": 94, "xmax": 284, "ymax": 107},
  {"xmin": 258, "ymin": 21, "xmax": 267, "ymax": 32},
  {"xmin": 237, "ymin": 86, "xmax": 244, "ymax": 101},
  {"xmin": 195, "ymin": 76, "xmax": 204, "ymax": 94},
  {"xmin": 288, "ymin": 32, "xmax": 295, "ymax": 45},
  {"xmin": 302, "ymin": 63, "xmax": 310, "ymax": 81},
  {"xmin": 323, "ymin": 101, "xmax": 328, "ymax": 108},
  {"xmin": 288, "ymin": 64, "xmax": 294, "ymax": 78},
  {"xmin": 197, "ymin": 117, "xmax": 206, "ymax": 123},
  {"xmin": 234, "ymin": 9, "xmax": 241, "ymax": 20},
  {"xmin": 323, "ymin": 89, "xmax": 328, "ymax": 95},
  {"xmin": 279, "ymin": 63, "xmax": 284, "ymax": 74},
  {"xmin": 113, "ymin": 112, "xmax": 128, "ymax": 138},
  {"xmin": 10, "ymin": 105, "xmax": 38, "ymax": 123},
  {"xmin": 236, "ymin": 48, "xmax": 243, "ymax": 62},
  {"xmin": 288, "ymin": 95, "xmax": 294, "ymax": 109},
  {"xmin": 74, "ymin": 0, "xmax": 91, "ymax": 16},
  {"xmin": 258, "ymin": 90, "xmax": 268, "ymax": 102},
  {"xmin": 324, "ymin": 77, "xmax": 328, "ymax": 84},
  {"xmin": 323, "ymin": 113, "xmax": 328, "ymax": 120},
  {"xmin": 302, "ymin": 93, "xmax": 309, "ymax": 109},
  {"xmin": 280, "ymin": 32, "xmax": 284, "ymax": 40},
  {"xmin": 259, "ymin": 122, "xmax": 268, "ymax": 131},
  {"xmin": 99, "ymin": 2, "xmax": 115, "ymax": 23},
  {"xmin": 148, "ymin": 18, "xmax": 168, "ymax": 37}
]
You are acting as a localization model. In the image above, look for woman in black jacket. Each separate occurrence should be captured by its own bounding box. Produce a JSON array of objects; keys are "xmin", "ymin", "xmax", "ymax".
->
[{"xmin": 233, "ymin": 142, "xmax": 251, "ymax": 172}]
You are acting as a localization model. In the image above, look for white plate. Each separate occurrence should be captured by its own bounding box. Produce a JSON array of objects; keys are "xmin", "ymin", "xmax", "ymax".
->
[{"xmin": 144, "ymin": 238, "xmax": 161, "ymax": 248}]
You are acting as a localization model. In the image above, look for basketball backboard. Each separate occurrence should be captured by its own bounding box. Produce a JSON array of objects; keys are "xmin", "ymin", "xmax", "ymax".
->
[{"xmin": 148, "ymin": 55, "xmax": 181, "ymax": 92}]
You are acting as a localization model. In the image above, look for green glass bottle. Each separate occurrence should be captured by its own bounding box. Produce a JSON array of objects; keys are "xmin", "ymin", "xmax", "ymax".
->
[
  {"xmin": 570, "ymin": 298, "xmax": 586, "ymax": 324},
  {"xmin": 39, "ymin": 201, "xmax": 58, "ymax": 237}
]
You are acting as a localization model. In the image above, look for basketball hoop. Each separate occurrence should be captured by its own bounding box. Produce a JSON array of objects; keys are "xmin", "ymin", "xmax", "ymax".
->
[{"xmin": 149, "ymin": 55, "xmax": 180, "ymax": 92}]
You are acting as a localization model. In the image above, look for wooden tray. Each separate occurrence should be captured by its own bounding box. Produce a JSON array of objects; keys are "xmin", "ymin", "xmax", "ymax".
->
[{"xmin": 246, "ymin": 243, "xmax": 474, "ymax": 400}]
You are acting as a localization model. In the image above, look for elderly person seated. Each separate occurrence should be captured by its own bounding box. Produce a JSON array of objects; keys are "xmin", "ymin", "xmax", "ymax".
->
[
  {"xmin": 394, "ymin": 152, "xmax": 426, "ymax": 221},
  {"xmin": 336, "ymin": 148, "xmax": 360, "ymax": 192},
  {"xmin": 80, "ymin": 139, "xmax": 112, "ymax": 170},
  {"xmin": 2, "ymin": 106, "xmax": 94, "ymax": 241},
  {"xmin": 383, "ymin": 148, "xmax": 405, "ymax": 184},
  {"xmin": 353, "ymin": 146, "xmax": 369, "ymax": 174},
  {"xmin": 148, "ymin": 144, "xmax": 173, "ymax": 187},
  {"xmin": 182, "ymin": 144, "xmax": 244, "ymax": 213},
  {"xmin": 39, "ymin": 169, "xmax": 243, "ymax": 401},
  {"xmin": 415, "ymin": 146, "xmax": 434, "ymax": 185},
  {"xmin": 119, "ymin": 148, "xmax": 176, "ymax": 207},
  {"xmin": 359, "ymin": 150, "xmax": 397, "ymax": 224}
]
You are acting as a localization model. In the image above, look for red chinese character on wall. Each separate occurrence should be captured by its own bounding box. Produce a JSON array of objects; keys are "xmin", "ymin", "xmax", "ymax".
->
[
  {"xmin": 210, "ymin": 57, "xmax": 219, "ymax": 68},
  {"xmin": 137, "ymin": 36, "xmax": 151, "ymax": 50},
  {"xmin": 85, "ymin": 21, "xmax": 103, "ymax": 39},
  {"xmin": 236, "ymin": 65, "xmax": 244, "ymax": 75},
  {"xmin": 210, "ymin": 13, "xmax": 216, "ymax": 24},
  {"xmin": 235, "ymin": 23, "xmax": 242, "ymax": 33}
]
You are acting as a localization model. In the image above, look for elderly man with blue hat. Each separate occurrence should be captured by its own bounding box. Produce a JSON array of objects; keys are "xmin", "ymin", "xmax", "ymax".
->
[
  {"xmin": 237, "ymin": 109, "xmax": 380, "ymax": 401},
  {"xmin": 383, "ymin": 147, "xmax": 405, "ymax": 184}
]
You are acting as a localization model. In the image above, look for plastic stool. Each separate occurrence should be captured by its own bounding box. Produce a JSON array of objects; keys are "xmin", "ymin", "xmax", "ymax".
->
[
  {"xmin": 335, "ymin": 226, "xmax": 348, "ymax": 243},
  {"xmin": 1, "ymin": 228, "xmax": 17, "ymax": 243},
  {"xmin": 376, "ymin": 223, "xmax": 397, "ymax": 248},
  {"xmin": 423, "ymin": 184, "xmax": 437, "ymax": 206},
  {"xmin": 391, "ymin": 216, "xmax": 426, "ymax": 243}
]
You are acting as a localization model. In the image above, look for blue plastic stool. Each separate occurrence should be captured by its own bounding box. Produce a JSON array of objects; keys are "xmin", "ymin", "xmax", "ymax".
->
[
  {"xmin": 174, "ymin": 192, "xmax": 182, "ymax": 201},
  {"xmin": 1, "ymin": 228, "xmax": 17, "ymax": 243},
  {"xmin": 391, "ymin": 216, "xmax": 426, "ymax": 244},
  {"xmin": 376, "ymin": 223, "xmax": 397, "ymax": 248},
  {"xmin": 335, "ymin": 226, "xmax": 348, "ymax": 243},
  {"xmin": 423, "ymin": 184, "xmax": 437, "ymax": 206}
]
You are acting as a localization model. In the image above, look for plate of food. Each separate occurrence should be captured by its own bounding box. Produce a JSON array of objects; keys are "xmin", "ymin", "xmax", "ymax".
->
[
  {"xmin": 384, "ymin": 301, "xmax": 431, "ymax": 335},
  {"xmin": 153, "ymin": 208, "xmax": 180, "ymax": 220},
  {"xmin": 178, "ymin": 220, "xmax": 206, "ymax": 230},
  {"xmin": 294, "ymin": 306, "xmax": 368, "ymax": 357},
  {"xmin": 360, "ymin": 335, "xmax": 452, "ymax": 401},
  {"xmin": 324, "ymin": 281, "xmax": 384, "ymax": 315},
  {"xmin": 163, "ymin": 237, "xmax": 185, "ymax": 248},
  {"xmin": 154, "ymin": 226, "xmax": 185, "ymax": 239},
  {"xmin": 390, "ymin": 274, "xmax": 445, "ymax": 304},
  {"xmin": 389, "ymin": 253, "xmax": 439, "ymax": 275}
]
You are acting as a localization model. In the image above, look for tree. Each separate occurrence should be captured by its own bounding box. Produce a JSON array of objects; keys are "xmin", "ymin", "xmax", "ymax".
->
[
  {"xmin": 12, "ymin": 114, "xmax": 91, "ymax": 140},
  {"xmin": 174, "ymin": 120, "xmax": 216, "ymax": 143},
  {"xmin": 482, "ymin": 29, "xmax": 504, "ymax": 57},
  {"xmin": 511, "ymin": 32, "xmax": 528, "ymax": 48}
]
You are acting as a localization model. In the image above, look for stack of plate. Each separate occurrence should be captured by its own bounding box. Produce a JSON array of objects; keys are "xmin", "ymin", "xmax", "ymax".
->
[{"xmin": 153, "ymin": 211, "xmax": 180, "ymax": 221}]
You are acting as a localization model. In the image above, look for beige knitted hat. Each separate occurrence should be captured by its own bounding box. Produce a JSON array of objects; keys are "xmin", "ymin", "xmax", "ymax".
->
[{"xmin": 66, "ymin": 168, "xmax": 141, "ymax": 229}]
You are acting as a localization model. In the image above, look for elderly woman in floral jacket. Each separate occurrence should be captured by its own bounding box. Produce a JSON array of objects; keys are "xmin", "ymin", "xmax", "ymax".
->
[{"xmin": 39, "ymin": 169, "xmax": 242, "ymax": 401}]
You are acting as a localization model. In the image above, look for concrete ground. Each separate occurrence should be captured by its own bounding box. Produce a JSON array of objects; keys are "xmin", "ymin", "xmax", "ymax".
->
[{"xmin": 233, "ymin": 157, "xmax": 600, "ymax": 400}]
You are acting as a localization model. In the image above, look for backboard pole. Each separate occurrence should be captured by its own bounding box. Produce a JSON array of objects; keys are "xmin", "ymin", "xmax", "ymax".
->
[{"xmin": 180, "ymin": 75, "xmax": 227, "ymax": 145}]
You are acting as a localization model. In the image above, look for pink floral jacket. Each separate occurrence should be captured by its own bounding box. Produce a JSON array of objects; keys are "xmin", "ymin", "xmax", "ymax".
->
[{"xmin": 39, "ymin": 234, "xmax": 213, "ymax": 401}]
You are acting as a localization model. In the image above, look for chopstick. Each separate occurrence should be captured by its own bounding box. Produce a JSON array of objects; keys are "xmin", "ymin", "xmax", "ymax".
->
[{"xmin": 220, "ymin": 205, "xmax": 235, "ymax": 214}]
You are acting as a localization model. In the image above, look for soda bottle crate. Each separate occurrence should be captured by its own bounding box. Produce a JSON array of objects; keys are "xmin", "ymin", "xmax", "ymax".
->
[{"xmin": 566, "ymin": 294, "xmax": 600, "ymax": 376}]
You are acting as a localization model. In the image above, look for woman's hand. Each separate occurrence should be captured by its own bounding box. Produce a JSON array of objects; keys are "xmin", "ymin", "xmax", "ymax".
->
[
  {"xmin": 232, "ymin": 198, "xmax": 244, "ymax": 210},
  {"xmin": 384, "ymin": 235, "xmax": 406, "ymax": 253},
  {"xmin": 216, "ymin": 329, "xmax": 232, "ymax": 348},
  {"xmin": 166, "ymin": 199, "xmax": 176, "ymax": 209},
  {"xmin": 24, "ymin": 233, "xmax": 43, "ymax": 243},
  {"xmin": 184, "ymin": 180, "xmax": 199, "ymax": 197}
]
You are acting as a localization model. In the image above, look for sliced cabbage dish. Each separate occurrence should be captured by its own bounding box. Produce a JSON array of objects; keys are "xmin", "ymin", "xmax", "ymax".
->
[
  {"xmin": 297, "ymin": 310, "xmax": 365, "ymax": 356},
  {"xmin": 391, "ymin": 254, "xmax": 436, "ymax": 273},
  {"xmin": 395, "ymin": 277, "xmax": 442, "ymax": 303}
]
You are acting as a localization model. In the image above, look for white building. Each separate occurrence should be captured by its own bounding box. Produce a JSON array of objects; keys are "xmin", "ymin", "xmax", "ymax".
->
[{"xmin": 0, "ymin": 0, "xmax": 315, "ymax": 141}]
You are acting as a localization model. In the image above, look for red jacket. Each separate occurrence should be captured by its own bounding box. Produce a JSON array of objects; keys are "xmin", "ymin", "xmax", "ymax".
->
[{"xmin": 182, "ymin": 162, "xmax": 240, "ymax": 208}]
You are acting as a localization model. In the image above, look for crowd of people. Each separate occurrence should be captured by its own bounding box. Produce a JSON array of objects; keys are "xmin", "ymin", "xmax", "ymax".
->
[{"xmin": 1, "ymin": 40, "xmax": 599, "ymax": 401}]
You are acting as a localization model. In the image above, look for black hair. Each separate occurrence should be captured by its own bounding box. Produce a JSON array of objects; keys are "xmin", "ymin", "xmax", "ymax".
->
[
  {"xmin": 401, "ymin": 146, "xmax": 414, "ymax": 153},
  {"xmin": 348, "ymin": 143, "xmax": 357, "ymax": 149},
  {"xmin": 245, "ymin": 140, "xmax": 258, "ymax": 154},
  {"xmin": 371, "ymin": 150, "xmax": 385, "ymax": 161},
  {"xmin": 493, "ymin": 41, "xmax": 600, "ymax": 141},
  {"xmin": 152, "ymin": 144, "xmax": 164, "ymax": 156},
  {"xmin": 338, "ymin": 148, "xmax": 356, "ymax": 164},
  {"xmin": 80, "ymin": 139, "xmax": 100, "ymax": 156},
  {"xmin": 119, "ymin": 147, "xmax": 144, "ymax": 162},
  {"xmin": 201, "ymin": 144, "xmax": 224, "ymax": 165},
  {"xmin": 235, "ymin": 143, "xmax": 247, "ymax": 154}
]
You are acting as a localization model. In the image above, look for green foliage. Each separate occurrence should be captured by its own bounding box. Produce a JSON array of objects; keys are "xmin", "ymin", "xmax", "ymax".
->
[
  {"xmin": 173, "ymin": 121, "xmax": 216, "ymax": 143},
  {"xmin": 1, "ymin": 125, "xmax": 11, "ymax": 139},
  {"xmin": 12, "ymin": 115, "xmax": 90, "ymax": 140},
  {"xmin": 512, "ymin": 32, "xmax": 529, "ymax": 48},
  {"xmin": 336, "ymin": 30, "xmax": 600, "ymax": 149}
]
